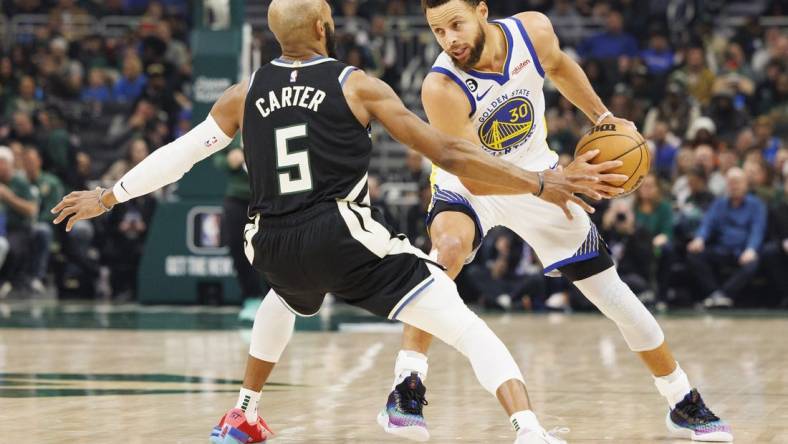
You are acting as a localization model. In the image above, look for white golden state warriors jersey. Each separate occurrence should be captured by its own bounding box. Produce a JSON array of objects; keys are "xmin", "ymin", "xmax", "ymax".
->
[{"xmin": 430, "ymin": 16, "xmax": 555, "ymax": 174}]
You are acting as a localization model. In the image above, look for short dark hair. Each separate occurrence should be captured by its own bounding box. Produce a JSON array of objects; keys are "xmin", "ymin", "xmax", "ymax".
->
[{"xmin": 421, "ymin": 0, "xmax": 481, "ymax": 12}]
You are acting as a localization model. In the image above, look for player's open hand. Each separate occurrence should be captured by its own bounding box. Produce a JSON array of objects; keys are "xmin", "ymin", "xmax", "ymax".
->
[
  {"xmin": 539, "ymin": 165, "xmax": 603, "ymax": 220},
  {"xmin": 51, "ymin": 187, "xmax": 108, "ymax": 232},
  {"xmin": 565, "ymin": 149, "xmax": 628, "ymax": 199}
]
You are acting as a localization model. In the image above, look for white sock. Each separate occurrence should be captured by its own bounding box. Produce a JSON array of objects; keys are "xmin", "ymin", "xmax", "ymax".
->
[
  {"xmin": 393, "ymin": 350, "xmax": 428, "ymax": 387},
  {"xmin": 235, "ymin": 387, "xmax": 261, "ymax": 424},
  {"xmin": 511, "ymin": 410, "xmax": 542, "ymax": 434},
  {"xmin": 653, "ymin": 362, "xmax": 692, "ymax": 408}
]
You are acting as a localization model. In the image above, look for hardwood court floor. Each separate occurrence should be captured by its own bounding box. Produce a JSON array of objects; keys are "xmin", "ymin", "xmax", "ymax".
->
[{"xmin": 0, "ymin": 307, "xmax": 786, "ymax": 443}]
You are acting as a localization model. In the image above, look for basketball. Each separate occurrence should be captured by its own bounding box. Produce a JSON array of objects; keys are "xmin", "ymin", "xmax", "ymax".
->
[{"xmin": 574, "ymin": 123, "xmax": 651, "ymax": 195}]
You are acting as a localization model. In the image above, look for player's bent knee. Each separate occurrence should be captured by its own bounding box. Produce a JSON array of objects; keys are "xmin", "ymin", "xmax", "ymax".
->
[
  {"xmin": 432, "ymin": 234, "xmax": 471, "ymax": 272},
  {"xmin": 249, "ymin": 291, "xmax": 296, "ymax": 362},
  {"xmin": 574, "ymin": 267, "xmax": 665, "ymax": 352}
]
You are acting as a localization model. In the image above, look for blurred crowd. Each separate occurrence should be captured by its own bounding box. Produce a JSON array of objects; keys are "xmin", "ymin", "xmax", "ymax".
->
[
  {"xmin": 0, "ymin": 0, "xmax": 786, "ymax": 310},
  {"xmin": 0, "ymin": 0, "xmax": 190, "ymax": 299}
]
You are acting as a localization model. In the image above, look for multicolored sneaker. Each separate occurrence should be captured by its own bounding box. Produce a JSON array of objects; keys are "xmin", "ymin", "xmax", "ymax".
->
[
  {"xmin": 209, "ymin": 408, "xmax": 274, "ymax": 444},
  {"xmin": 666, "ymin": 389, "xmax": 733, "ymax": 442},
  {"xmin": 376, "ymin": 372, "xmax": 429, "ymax": 442}
]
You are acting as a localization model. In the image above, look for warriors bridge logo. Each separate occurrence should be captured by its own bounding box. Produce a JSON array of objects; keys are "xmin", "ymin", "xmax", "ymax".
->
[{"xmin": 478, "ymin": 96, "xmax": 535, "ymax": 154}]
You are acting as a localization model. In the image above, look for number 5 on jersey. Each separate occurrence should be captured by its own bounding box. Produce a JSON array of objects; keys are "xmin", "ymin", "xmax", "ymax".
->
[{"xmin": 275, "ymin": 124, "xmax": 313, "ymax": 195}]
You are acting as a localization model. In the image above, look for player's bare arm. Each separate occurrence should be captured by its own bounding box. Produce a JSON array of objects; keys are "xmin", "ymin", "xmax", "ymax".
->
[
  {"xmin": 343, "ymin": 69, "xmax": 600, "ymax": 215},
  {"xmin": 516, "ymin": 11, "xmax": 631, "ymax": 130},
  {"xmin": 51, "ymin": 80, "xmax": 249, "ymax": 231}
]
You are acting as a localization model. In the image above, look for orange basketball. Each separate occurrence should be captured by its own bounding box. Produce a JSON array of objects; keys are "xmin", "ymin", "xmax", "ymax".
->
[{"xmin": 574, "ymin": 122, "xmax": 651, "ymax": 195}]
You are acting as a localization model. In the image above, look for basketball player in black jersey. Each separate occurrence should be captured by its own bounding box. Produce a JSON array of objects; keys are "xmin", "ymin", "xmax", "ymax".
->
[{"xmin": 50, "ymin": 1, "xmax": 625, "ymax": 442}]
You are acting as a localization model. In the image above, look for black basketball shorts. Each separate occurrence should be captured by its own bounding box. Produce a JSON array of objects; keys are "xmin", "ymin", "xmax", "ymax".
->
[{"xmin": 244, "ymin": 201, "xmax": 437, "ymax": 318}]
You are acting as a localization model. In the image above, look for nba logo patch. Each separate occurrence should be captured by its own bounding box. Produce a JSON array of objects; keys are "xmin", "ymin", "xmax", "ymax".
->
[{"xmin": 290, "ymin": 70, "xmax": 298, "ymax": 83}]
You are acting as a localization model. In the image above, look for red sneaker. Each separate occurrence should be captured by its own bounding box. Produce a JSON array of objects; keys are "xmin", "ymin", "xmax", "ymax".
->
[{"xmin": 209, "ymin": 408, "xmax": 274, "ymax": 443}]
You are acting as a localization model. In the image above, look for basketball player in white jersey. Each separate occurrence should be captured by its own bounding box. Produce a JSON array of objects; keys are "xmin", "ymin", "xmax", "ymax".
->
[{"xmin": 375, "ymin": 1, "xmax": 732, "ymax": 442}]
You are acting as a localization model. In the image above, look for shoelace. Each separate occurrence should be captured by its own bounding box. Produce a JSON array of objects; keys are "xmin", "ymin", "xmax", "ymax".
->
[
  {"xmin": 398, "ymin": 384, "xmax": 428, "ymax": 415},
  {"xmin": 681, "ymin": 398, "xmax": 719, "ymax": 422}
]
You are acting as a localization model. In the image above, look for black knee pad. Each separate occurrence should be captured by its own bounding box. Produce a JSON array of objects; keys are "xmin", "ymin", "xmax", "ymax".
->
[{"xmin": 558, "ymin": 246, "xmax": 615, "ymax": 282}]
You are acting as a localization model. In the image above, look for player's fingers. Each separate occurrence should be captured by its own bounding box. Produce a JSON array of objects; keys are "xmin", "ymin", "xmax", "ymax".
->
[
  {"xmin": 591, "ymin": 160, "xmax": 623, "ymax": 172},
  {"xmin": 570, "ymin": 195, "xmax": 596, "ymax": 214},
  {"xmin": 565, "ymin": 182, "xmax": 601, "ymax": 199},
  {"xmin": 565, "ymin": 174, "xmax": 599, "ymax": 184},
  {"xmin": 53, "ymin": 206, "xmax": 77, "ymax": 224},
  {"xmin": 574, "ymin": 149, "xmax": 600, "ymax": 163},
  {"xmin": 598, "ymin": 173, "xmax": 629, "ymax": 183},
  {"xmin": 558, "ymin": 201, "xmax": 573, "ymax": 220},
  {"xmin": 592, "ymin": 184, "xmax": 626, "ymax": 197},
  {"xmin": 51, "ymin": 200, "xmax": 68, "ymax": 214}
]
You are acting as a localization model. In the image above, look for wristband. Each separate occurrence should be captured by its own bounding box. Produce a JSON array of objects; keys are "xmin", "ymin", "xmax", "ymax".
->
[
  {"xmin": 535, "ymin": 171, "xmax": 545, "ymax": 197},
  {"xmin": 595, "ymin": 111, "xmax": 613, "ymax": 126},
  {"xmin": 98, "ymin": 187, "xmax": 113, "ymax": 212}
]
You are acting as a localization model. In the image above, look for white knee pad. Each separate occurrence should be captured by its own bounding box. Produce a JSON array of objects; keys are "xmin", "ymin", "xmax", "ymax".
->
[
  {"xmin": 573, "ymin": 267, "xmax": 665, "ymax": 352},
  {"xmin": 397, "ymin": 267, "xmax": 524, "ymax": 394},
  {"xmin": 249, "ymin": 290, "xmax": 296, "ymax": 362}
]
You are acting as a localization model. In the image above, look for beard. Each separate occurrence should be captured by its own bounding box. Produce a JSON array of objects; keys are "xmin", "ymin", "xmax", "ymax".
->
[
  {"xmin": 324, "ymin": 22, "xmax": 338, "ymax": 59},
  {"xmin": 451, "ymin": 26, "xmax": 486, "ymax": 71}
]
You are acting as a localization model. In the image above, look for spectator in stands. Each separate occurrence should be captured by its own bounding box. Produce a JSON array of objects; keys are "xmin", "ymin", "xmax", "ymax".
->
[
  {"xmin": 743, "ymin": 158, "xmax": 774, "ymax": 203},
  {"xmin": 695, "ymin": 144, "xmax": 727, "ymax": 196},
  {"xmin": 672, "ymin": 148, "xmax": 697, "ymax": 207},
  {"xmin": 640, "ymin": 32, "xmax": 674, "ymax": 78},
  {"xmin": 466, "ymin": 228, "xmax": 546, "ymax": 311},
  {"xmin": 113, "ymin": 54, "xmax": 147, "ymax": 103},
  {"xmin": 5, "ymin": 76, "xmax": 40, "ymax": 118},
  {"xmin": 634, "ymin": 174, "xmax": 673, "ymax": 302},
  {"xmin": 81, "ymin": 68, "xmax": 111, "ymax": 104},
  {"xmin": 102, "ymin": 193, "xmax": 156, "ymax": 301},
  {"xmin": 643, "ymin": 81, "xmax": 700, "ymax": 139},
  {"xmin": 753, "ymin": 115, "xmax": 783, "ymax": 165},
  {"xmin": 687, "ymin": 167, "xmax": 767, "ymax": 308},
  {"xmin": 755, "ymin": 59, "xmax": 784, "ymax": 116},
  {"xmin": 548, "ymin": 0, "xmax": 584, "ymax": 45},
  {"xmin": 647, "ymin": 121, "xmax": 679, "ymax": 181},
  {"xmin": 48, "ymin": 0, "xmax": 93, "ymax": 40},
  {"xmin": 670, "ymin": 46, "xmax": 717, "ymax": 108},
  {"xmin": 102, "ymin": 138, "xmax": 149, "ymax": 184},
  {"xmin": 157, "ymin": 21, "xmax": 190, "ymax": 68},
  {"xmin": 22, "ymin": 147, "xmax": 64, "ymax": 293},
  {"xmin": 0, "ymin": 146, "xmax": 38, "ymax": 294},
  {"xmin": 405, "ymin": 179, "xmax": 432, "ymax": 254},
  {"xmin": 762, "ymin": 169, "xmax": 788, "ymax": 307},
  {"xmin": 675, "ymin": 166, "xmax": 716, "ymax": 246},
  {"xmin": 708, "ymin": 88, "xmax": 751, "ymax": 141},
  {"xmin": 601, "ymin": 199, "xmax": 654, "ymax": 300},
  {"xmin": 217, "ymin": 146, "xmax": 267, "ymax": 321},
  {"xmin": 577, "ymin": 11, "xmax": 638, "ymax": 60},
  {"xmin": 715, "ymin": 42, "xmax": 756, "ymax": 96}
]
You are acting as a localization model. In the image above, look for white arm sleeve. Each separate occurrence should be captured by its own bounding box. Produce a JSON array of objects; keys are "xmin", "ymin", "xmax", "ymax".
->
[{"xmin": 112, "ymin": 114, "xmax": 234, "ymax": 203}]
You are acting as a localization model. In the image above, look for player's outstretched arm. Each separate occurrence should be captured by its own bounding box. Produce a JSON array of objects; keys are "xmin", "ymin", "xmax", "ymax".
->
[
  {"xmin": 52, "ymin": 81, "xmax": 248, "ymax": 231},
  {"xmin": 343, "ymin": 69, "xmax": 601, "ymax": 217}
]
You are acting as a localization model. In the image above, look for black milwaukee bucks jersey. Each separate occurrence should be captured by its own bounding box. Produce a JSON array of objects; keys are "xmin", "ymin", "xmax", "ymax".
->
[{"xmin": 242, "ymin": 56, "xmax": 372, "ymax": 217}]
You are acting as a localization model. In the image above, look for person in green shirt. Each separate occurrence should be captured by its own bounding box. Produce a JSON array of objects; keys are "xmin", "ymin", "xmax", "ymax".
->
[
  {"xmin": 0, "ymin": 146, "xmax": 38, "ymax": 292},
  {"xmin": 22, "ymin": 147, "xmax": 65, "ymax": 292},
  {"xmin": 215, "ymin": 146, "xmax": 268, "ymax": 321},
  {"xmin": 634, "ymin": 173, "xmax": 675, "ymax": 305}
]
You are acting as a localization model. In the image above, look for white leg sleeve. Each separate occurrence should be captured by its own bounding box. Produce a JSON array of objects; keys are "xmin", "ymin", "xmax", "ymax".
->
[
  {"xmin": 249, "ymin": 289, "xmax": 296, "ymax": 362},
  {"xmin": 396, "ymin": 266, "xmax": 524, "ymax": 395},
  {"xmin": 573, "ymin": 267, "xmax": 665, "ymax": 352}
]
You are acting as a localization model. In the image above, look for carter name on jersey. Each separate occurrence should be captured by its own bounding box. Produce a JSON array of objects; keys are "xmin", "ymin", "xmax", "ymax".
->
[{"xmin": 255, "ymin": 86, "xmax": 327, "ymax": 118}]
